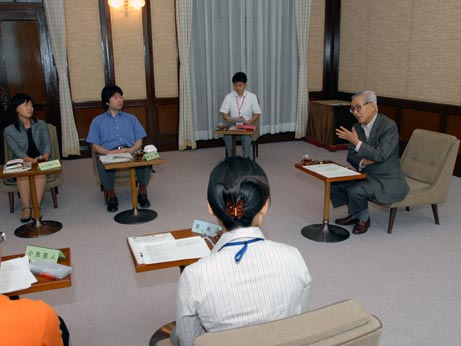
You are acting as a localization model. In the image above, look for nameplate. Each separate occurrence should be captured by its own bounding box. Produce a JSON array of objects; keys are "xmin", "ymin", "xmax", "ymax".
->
[
  {"xmin": 26, "ymin": 245, "xmax": 66, "ymax": 263},
  {"xmin": 38, "ymin": 159, "xmax": 61, "ymax": 171},
  {"xmin": 143, "ymin": 151, "xmax": 160, "ymax": 161}
]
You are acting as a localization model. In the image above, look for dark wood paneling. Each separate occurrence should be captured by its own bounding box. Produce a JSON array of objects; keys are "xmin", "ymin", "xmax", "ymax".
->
[
  {"xmin": 377, "ymin": 104, "xmax": 398, "ymax": 122},
  {"xmin": 446, "ymin": 115, "xmax": 461, "ymax": 154},
  {"xmin": 74, "ymin": 107, "xmax": 99, "ymax": 140},
  {"xmin": 98, "ymin": 0, "xmax": 115, "ymax": 85},
  {"xmin": 399, "ymin": 109, "xmax": 440, "ymax": 141},
  {"xmin": 123, "ymin": 106, "xmax": 147, "ymax": 130},
  {"xmin": 157, "ymin": 99, "xmax": 179, "ymax": 135},
  {"xmin": 1, "ymin": 20, "xmax": 46, "ymax": 102},
  {"xmin": 323, "ymin": 0, "xmax": 341, "ymax": 99}
]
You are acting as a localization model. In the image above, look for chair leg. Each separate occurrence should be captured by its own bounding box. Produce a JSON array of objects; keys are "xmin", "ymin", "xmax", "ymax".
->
[
  {"xmin": 51, "ymin": 187, "xmax": 58, "ymax": 208},
  {"xmin": 256, "ymin": 141, "xmax": 259, "ymax": 157},
  {"xmin": 387, "ymin": 208, "xmax": 398, "ymax": 234},
  {"xmin": 431, "ymin": 204, "xmax": 440, "ymax": 225},
  {"xmin": 8, "ymin": 192, "xmax": 15, "ymax": 213}
]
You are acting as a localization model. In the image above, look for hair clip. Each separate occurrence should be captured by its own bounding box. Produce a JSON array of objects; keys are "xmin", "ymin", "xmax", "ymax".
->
[{"xmin": 226, "ymin": 199, "xmax": 245, "ymax": 219}]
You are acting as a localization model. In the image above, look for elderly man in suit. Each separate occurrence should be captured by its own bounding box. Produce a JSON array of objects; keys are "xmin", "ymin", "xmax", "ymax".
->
[{"xmin": 331, "ymin": 90, "xmax": 409, "ymax": 234}]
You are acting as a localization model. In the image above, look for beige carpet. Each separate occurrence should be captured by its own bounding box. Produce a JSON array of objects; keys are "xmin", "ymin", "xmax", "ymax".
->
[{"xmin": 2, "ymin": 140, "xmax": 460, "ymax": 346}]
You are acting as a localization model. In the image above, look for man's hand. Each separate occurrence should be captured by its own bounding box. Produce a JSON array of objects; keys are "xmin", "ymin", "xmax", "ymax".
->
[
  {"xmin": 336, "ymin": 126, "xmax": 360, "ymax": 146},
  {"xmin": 361, "ymin": 159, "xmax": 375, "ymax": 166}
]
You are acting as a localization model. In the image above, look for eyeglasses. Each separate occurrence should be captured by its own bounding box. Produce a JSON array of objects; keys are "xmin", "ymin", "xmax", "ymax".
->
[{"xmin": 349, "ymin": 102, "xmax": 370, "ymax": 114}]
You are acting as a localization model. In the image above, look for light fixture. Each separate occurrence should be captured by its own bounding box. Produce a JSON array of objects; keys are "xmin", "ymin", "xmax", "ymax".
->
[{"xmin": 108, "ymin": 0, "xmax": 145, "ymax": 16}]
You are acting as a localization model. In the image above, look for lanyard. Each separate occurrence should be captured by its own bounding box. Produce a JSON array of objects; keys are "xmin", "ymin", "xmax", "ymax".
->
[
  {"xmin": 235, "ymin": 96, "xmax": 246, "ymax": 116},
  {"xmin": 221, "ymin": 237, "xmax": 264, "ymax": 262}
]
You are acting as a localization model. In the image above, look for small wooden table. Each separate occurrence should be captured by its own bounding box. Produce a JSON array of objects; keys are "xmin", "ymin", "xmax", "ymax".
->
[
  {"xmin": 295, "ymin": 161, "xmax": 366, "ymax": 243},
  {"xmin": 127, "ymin": 228, "xmax": 211, "ymax": 273},
  {"xmin": 213, "ymin": 128, "xmax": 255, "ymax": 156},
  {"xmin": 0, "ymin": 164, "xmax": 62, "ymax": 238},
  {"xmin": 1, "ymin": 247, "xmax": 72, "ymax": 296},
  {"xmin": 103, "ymin": 157, "xmax": 164, "ymax": 224},
  {"xmin": 129, "ymin": 229, "xmax": 209, "ymax": 345}
]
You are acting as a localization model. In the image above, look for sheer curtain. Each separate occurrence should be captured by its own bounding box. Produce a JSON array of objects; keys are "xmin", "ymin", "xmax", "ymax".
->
[
  {"xmin": 190, "ymin": 0, "xmax": 299, "ymax": 140},
  {"xmin": 43, "ymin": 0, "xmax": 80, "ymax": 156},
  {"xmin": 176, "ymin": 0, "xmax": 196, "ymax": 150}
]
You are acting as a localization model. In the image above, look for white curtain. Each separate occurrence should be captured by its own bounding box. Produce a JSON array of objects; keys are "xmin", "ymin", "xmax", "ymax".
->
[
  {"xmin": 43, "ymin": 0, "xmax": 80, "ymax": 157},
  {"xmin": 190, "ymin": 0, "xmax": 299, "ymax": 140},
  {"xmin": 295, "ymin": 0, "xmax": 311, "ymax": 138},
  {"xmin": 176, "ymin": 0, "xmax": 197, "ymax": 150}
]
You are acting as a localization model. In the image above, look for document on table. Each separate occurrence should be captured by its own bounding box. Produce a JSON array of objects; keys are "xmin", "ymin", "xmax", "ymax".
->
[
  {"xmin": 99, "ymin": 153, "xmax": 133, "ymax": 163},
  {"xmin": 0, "ymin": 256, "xmax": 37, "ymax": 294},
  {"xmin": 128, "ymin": 233, "xmax": 211, "ymax": 265},
  {"xmin": 303, "ymin": 163, "xmax": 361, "ymax": 178},
  {"xmin": 2, "ymin": 162, "xmax": 32, "ymax": 174}
]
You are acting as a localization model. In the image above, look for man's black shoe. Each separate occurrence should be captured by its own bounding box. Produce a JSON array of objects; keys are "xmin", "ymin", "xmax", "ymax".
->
[
  {"xmin": 107, "ymin": 197, "xmax": 118, "ymax": 212},
  {"xmin": 138, "ymin": 193, "xmax": 151, "ymax": 208},
  {"xmin": 334, "ymin": 215, "xmax": 359, "ymax": 225}
]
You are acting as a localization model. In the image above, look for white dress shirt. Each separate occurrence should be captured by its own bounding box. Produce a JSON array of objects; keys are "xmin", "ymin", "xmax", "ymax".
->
[
  {"xmin": 355, "ymin": 113, "xmax": 378, "ymax": 170},
  {"xmin": 219, "ymin": 90, "xmax": 261, "ymax": 121},
  {"xmin": 175, "ymin": 226, "xmax": 311, "ymax": 346}
]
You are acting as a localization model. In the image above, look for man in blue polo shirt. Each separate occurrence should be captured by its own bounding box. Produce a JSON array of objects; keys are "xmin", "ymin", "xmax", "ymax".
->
[{"xmin": 87, "ymin": 85, "xmax": 152, "ymax": 212}]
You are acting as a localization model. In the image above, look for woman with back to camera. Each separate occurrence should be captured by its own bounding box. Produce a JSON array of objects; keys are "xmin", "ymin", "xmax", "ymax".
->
[
  {"xmin": 4, "ymin": 93, "xmax": 51, "ymax": 222},
  {"xmin": 171, "ymin": 157, "xmax": 312, "ymax": 346}
]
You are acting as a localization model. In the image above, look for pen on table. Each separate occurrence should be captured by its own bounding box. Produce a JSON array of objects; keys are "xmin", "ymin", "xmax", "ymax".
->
[{"xmin": 39, "ymin": 272, "xmax": 57, "ymax": 280}]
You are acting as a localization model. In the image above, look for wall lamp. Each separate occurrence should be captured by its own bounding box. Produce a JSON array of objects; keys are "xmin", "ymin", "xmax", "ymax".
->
[{"xmin": 108, "ymin": 0, "xmax": 145, "ymax": 16}]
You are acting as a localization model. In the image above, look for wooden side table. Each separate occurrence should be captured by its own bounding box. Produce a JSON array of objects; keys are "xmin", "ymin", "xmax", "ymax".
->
[
  {"xmin": 103, "ymin": 157, "xmax": 164, "ymax": 224},
  {"xmin": 2, "ymin": 247, "xmax": 72, "ymax": 296},
  {"xmin": 295, "ymin": 161, "xmax": 366, "ymax": 243},
  {"xmin": 213, "ymin": 128, "xmax": 255, "ymax": 157},
  {"xmin": 306, "ymin": 100, "xmax": 355, "ymax": 151},
  {"xmin": 0, "ymin": 164, "xmax": 62, "ymax": 238}
]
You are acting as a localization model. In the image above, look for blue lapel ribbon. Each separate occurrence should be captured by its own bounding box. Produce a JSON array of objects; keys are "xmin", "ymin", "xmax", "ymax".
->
[{"xmin": 221, "ymin": 238, "xmax": 264, "ymax": 262}]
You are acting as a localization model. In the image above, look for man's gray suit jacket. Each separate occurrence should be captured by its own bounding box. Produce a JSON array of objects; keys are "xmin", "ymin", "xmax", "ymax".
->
[{"xmin": 344, "ymin": 113, "xmax": 409, "ymax": 205}]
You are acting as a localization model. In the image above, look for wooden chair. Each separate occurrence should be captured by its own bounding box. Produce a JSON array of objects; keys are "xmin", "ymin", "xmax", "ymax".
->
[
  {"xmin": 372, "ymin": 129, "xmax": 460, "ymax": 233},
  {"xmin": 1, "ymin": 124, "xmax": 61, "ymax": 213}
]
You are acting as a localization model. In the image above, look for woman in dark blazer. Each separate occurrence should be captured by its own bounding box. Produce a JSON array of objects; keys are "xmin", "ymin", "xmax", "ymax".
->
[{"xmin": 3, "ymin": 93, "xmax": 51, "ymax": 222}]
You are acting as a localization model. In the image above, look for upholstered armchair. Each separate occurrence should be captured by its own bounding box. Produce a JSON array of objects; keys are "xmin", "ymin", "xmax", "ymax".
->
[
  {"xmin": 155, "ymin": 299, "xmax": 382, "ymax": 346},
  {"xmin": 1, "ymin": 124, "xmax": 61, "ymax": 212},
  {"xmin": 373, "ymin": 129, "xmax": 460, "ymax": 233}
]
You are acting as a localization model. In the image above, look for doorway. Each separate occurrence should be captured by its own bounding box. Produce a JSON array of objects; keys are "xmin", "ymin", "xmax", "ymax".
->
[{"xmin": 0, "ymin": 7, "xmax": 59, "ymax": 163}]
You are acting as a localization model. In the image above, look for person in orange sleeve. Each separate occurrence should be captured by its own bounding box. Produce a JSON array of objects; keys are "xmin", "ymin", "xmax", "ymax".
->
[{"xmin": 0, "ymin": 243, "xmax": 69, "ymax": 346}]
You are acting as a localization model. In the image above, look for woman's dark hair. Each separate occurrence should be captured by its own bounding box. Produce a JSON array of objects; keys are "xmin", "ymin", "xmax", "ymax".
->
[
  {"xmin": 8, "ymin": 93, "xmax": 36, "ymax": 131},
  {"xmin": 207, "ymin": 157, "xmax": 270, "ymax": 231},
  {"xmin": 232, "ymin": 72, "xmax": 247, "ymax": 84},
  {"xmin": 101, "ymin": 85, "xmax": 123, "ymax": 111}
]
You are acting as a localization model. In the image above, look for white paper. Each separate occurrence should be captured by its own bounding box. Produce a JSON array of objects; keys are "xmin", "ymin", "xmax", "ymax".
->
[
  {"xmin": 128, "ymin": 233, "xmax": 210, "ymax": 265},
  {"xmin": 128, "ymin": 233, "xmax": 175, "ymax": 264},
  {"xmin": 303, "ymin": 163, "xmax": 361, "ymax": 178},
  {"xmin": 0, "ymin": 256, "xmax": 37, "ymax": 294},
  {"xmin": 99, "ymin": 153, "xmax": 133, "ymax": 163},
  {"xmin": 143, "ymin": 236, "xmax": 210, "ymax": 265}
]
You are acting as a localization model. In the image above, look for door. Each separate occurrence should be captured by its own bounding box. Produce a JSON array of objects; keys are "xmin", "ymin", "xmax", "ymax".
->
[{"xmin": 0, "ymin": 7, "xmax": 59, "ymax": 163}]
